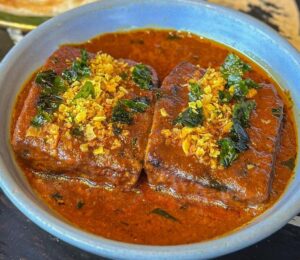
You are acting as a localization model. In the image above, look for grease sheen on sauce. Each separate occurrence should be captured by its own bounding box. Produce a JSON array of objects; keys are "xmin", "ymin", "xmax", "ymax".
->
[{"xmin": 13, "ymin": 30, "xmax": 297, "ymax": 245}]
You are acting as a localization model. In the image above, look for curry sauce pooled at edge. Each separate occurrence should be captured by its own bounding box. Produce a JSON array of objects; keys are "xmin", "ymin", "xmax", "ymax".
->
[{"xmin": 11, "ymin": 30, "xmax": 297, "ymax": 245}]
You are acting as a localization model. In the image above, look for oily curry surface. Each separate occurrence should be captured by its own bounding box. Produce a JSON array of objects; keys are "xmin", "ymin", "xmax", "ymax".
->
[{"xmin": 12, "ymin": 30, "xmax": 297, "ymax": 245}]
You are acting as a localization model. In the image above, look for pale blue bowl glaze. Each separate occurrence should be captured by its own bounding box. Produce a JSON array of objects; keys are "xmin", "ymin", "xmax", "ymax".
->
[{"xmin": 0, "ymin": 0, "xmax": 299, "ymax": 259}]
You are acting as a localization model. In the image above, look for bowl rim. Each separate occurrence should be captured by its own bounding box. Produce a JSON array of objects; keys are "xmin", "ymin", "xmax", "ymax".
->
[{"xmin": 0, "ymin": 0, "xmax": 300, "ymax": 259}]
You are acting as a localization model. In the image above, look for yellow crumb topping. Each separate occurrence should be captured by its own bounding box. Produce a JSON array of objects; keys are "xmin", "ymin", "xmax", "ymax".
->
[
  {"xmin": 160, "ymin": 108, "xmax": 169, "ymax": 117},
  {"xmin": 161, "ymin": 68, "xmax": 234, "ymax": 169},
  {"xmin": 27, "ymin": 52, "xmax": 134, "ymax": 155}
]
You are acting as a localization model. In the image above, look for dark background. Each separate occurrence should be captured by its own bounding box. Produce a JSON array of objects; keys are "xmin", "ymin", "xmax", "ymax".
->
[{"xmin": 1, "ymin": 1, "xmax": 300, "ymax": 259}]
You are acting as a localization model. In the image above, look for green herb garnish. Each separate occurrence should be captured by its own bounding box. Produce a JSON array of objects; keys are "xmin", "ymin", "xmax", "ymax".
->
[
  {"xmin": 32, "ymin": 70, "xmax": 67, "ymax": 127},
  {"xmin": 221, "ymin": 53, "xmax": 258, "ymax": 99},
  {"xmin": 62, "ymin": 49, "xmax": 91, "ymax": 83},
  {"xmin": 233, "ymin": 100, "xmax": 256, "ymax": 127},
  {"xmin": 174, "ymin": 107, "xmax": 204, "ymax": 128},
  {"xmin": 112, "ymin": 102, "xmax": 133, "ymax": 125},
  {"xmin": 35, "ymin": 70, "xmax": 66, "ymax": 95},
  {"xmin": 221, "ymin": 53, "xmax": 251, "ymax": 83},
  {"xmin": 37, "ymin": 94, "xmax": 63, "ymax": 113},
  {"xmin": 74, "ymin": 81, "xmax": 95, "ymax": 99},
  {"xmin": 231, "ymin": 80, "xmax": 249, "ymax": 99},
  {"xmin": 112, "ymin": 97, "xmax": 150, "ymax": 124},
  {"xmin": 218, "ymin": 138, "xmax": 238, "ymax": 167},
  {"xmin": 244, "ymin": 78, "xmax": 260, "ymax": 89},
  {"xmin": 188, "ymin": 82, "xmax": 203, "ymax": 102},
  {"xmin": 31, "ymin": 109, "xmax": 52, "ymax": 127},
  {"xmin": 218, "ymin": 100, "xmax": 255, "ymax": 167},
  {"xmin": 132, "ymin": 64, "xmax": 154, "ymax": 90},
  {"xmin": 121, "ymin": 97, "xmax": 150, "ymax": 112},
  {"xmin": 35, "ymin": 70, "xmax": 57, "ymax": 87},
  {"xmin": 230, "ymin": 119, "xmax": 250, "ymax": 152},
  {"xmin": 151, "ymin": 208, "xmax": 178, "ymax": 222},
  {"xmin": 218, "ymin": 90, "xmax": 232, "ymax": 103}
]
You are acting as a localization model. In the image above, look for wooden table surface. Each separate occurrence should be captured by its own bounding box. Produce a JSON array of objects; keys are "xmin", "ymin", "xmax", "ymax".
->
[{"xmin": 1, "ymin": 0, "xmax": 300, "ymax": 259}]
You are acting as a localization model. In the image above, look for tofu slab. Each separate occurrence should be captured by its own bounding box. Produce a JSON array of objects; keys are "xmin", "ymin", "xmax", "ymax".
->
[
  {"xmin": 12, "ymin": 46, "xmax": 159, "ymax": 189},
  {"xmin": 145, "ymin": 62, "xmax": 283, "ymax": 206}
]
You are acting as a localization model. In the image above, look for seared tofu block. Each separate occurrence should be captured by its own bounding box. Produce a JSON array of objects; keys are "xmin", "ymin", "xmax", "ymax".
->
[
  {"xmin": 145, "ymin": 61, "xmax": 283, "ymax": 206},
  {"xmin": 12, "ymin": 46, "xmax": 158, "ymax": 189}
]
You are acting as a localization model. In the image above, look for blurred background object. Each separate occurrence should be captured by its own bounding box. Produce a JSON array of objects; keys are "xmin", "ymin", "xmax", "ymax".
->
[
  {"xmin": 0, "ymin": 0, "xmax": 95, "ymax": 16},
  {"xmin": 0, "ymin": 0, "xmax": 299, "ymax": 48}
]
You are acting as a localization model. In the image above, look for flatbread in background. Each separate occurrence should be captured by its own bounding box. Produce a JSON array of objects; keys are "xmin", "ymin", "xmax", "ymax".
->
[
  {"xmin": 0, "ymin": 0, "xmax": 95, "ymax": 16},
  {"xmin": 209, "ymin": 0, "xmax": 300, "ymax": 50}
]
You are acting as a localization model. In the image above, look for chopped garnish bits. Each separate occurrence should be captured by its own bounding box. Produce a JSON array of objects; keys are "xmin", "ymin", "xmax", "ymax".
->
[
  {"xmin": 161, "ymin": 54, "xmax": 258, "ymax": 169},
  {"xmin": 28, "ymin": 50, "xmax": 151, "ymax": 157}
]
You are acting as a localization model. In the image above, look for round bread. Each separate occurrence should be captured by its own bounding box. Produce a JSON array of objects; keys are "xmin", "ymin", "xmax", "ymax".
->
[{"xmin": 0, "ymin": 0, "xmax": 96, "ymax": 17}]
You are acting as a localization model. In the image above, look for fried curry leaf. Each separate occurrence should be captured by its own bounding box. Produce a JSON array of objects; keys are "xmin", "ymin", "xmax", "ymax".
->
[
  {"xmin": 37, "ymin": 94, "xmax": 63, "ymax": 113},
  {"xmin": 151, "ymin": 208, "xmax": 178, "ymax": 222},
  {"xmin": 220, "ymin": 53, "xmax": 259, "ymax": 99},
  {"xmin": 281, "ymin": 157, "xmax": 296, "ymax": 171},
  {"xmin": 132, "ymin": 64, "xmax": 154, "ymax": 90},
  {"xmin": 35, "ymin": 70, "xmax": 57, "ymax": 87},
  {"xmin": 112, "ymin": 102, "xmax": 133, "ymax": 124},
  {"xmin": 52, "ymin": 76, "xmax": 67, "ymax": 94},
  {"xmin": 35, "ymin": 70, "xmax": 66, "ymax": 95},
  {"xmin": 272, "ymin": 107, "xmax": 283, "ymax": 118},
  {"xmin": 31, "ymin": 110, "xmax": 52, "ymax": 127},
  {"xmin": 121, "ymin": 97, "xmax": 150, "ymax": 112},
  {"xmin": 221, "ymin": 53, "xmax": 251, "ymax": 83},
  {"xmin": 218, "ymin": 138, "xmax": 238, "ymax": 168},
  {"xmin": 188, "ymin": 82, "xmax": 203, "ymax": 102},
  {"xmin": 74, "ymin": 81, "xmax": 95, "ymax": 99},
  {"xmin": 62, "ymin": 69, "xmax": 77, "ymax": 83},
  {"xmin": 218, "ymin": 90, "xmax": 232, "ymax": 103},
  {"xmin": 232, "ymin": 80, "xmax": 249, "ymax": 99},
  {"xmin": 112, "ymin": 97, "xmax": 150, "ymax": 124},
  {"xmin": 174, "ymin": 107, "xmax": 204, "ymax": 128},
  {"xmin": 33, "ymin": 70, "xmax": 67, "ymax": 127},
  {"xmin": 244, "ymin": 78, "xmax": 260, "ymax": 89},
  {"xmin": 231, "ymin": 120, "xmax": 250, "ymax": 152},
  {"xmin": 218, "ymin": 118, "xmax": 251, "ymax": 167},
  {"xmin": 233, "ymin": 100, "xmax": 256, "ymax": 127},
  {"xmin": 62, "ymin": 49, "xmax": 91, "ymax": 83}
]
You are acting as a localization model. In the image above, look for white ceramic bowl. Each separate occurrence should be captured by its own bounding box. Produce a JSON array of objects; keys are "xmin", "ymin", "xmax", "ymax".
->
[{"xmin": 0, "ymin": 0, "xmax": 299, "ymax": 259}]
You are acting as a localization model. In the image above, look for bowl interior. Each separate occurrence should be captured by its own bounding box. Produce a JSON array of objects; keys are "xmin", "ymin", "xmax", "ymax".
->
[{"xmin": 0, "ymin": 0, "xmax": 300, "ymax": 259}]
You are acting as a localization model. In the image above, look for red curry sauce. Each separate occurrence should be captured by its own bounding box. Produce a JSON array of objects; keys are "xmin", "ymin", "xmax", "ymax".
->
[{"xmin": 12, "ymin": 30, "xmax": 297, "ymax": 245}]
